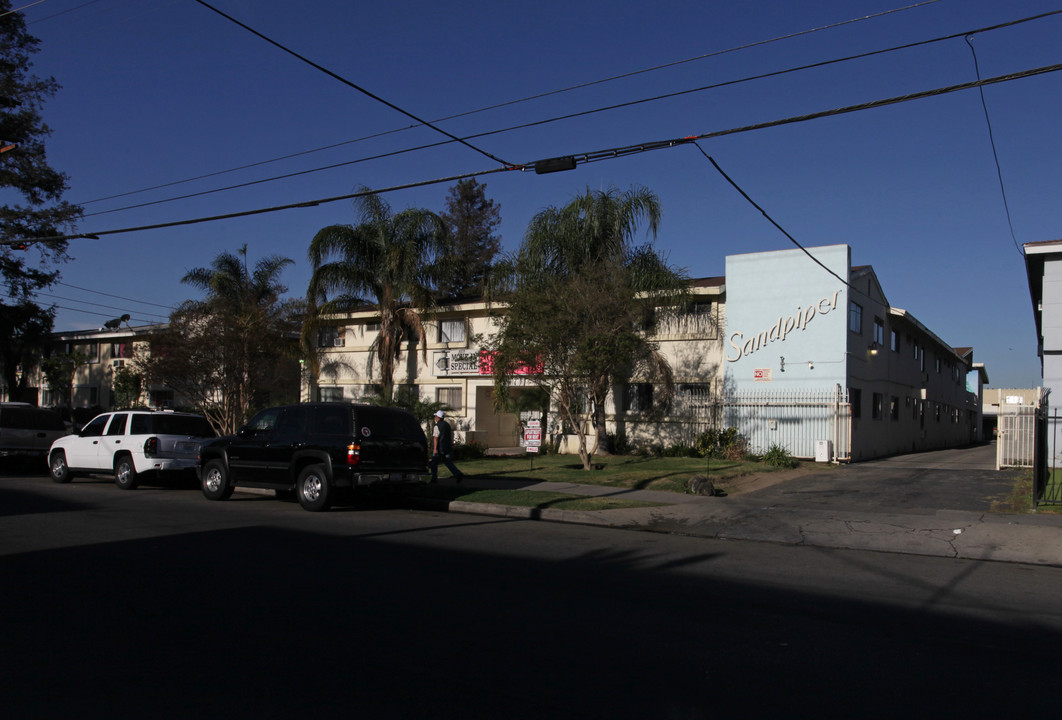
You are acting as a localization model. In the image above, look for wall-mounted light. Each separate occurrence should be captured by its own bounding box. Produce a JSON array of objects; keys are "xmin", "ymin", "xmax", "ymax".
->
[
  {"xmin": 868, "ymin": 343, "xmax": 880, "ymax": 356},
  {"xmin": 808, "ymin": 361, "xmax": 814, "ymax": 370}
]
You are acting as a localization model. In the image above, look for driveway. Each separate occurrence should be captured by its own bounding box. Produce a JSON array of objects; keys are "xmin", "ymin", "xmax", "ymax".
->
[{"xmin": 743, "ymin": 442, "xmax": 1021, "ymax": 515}]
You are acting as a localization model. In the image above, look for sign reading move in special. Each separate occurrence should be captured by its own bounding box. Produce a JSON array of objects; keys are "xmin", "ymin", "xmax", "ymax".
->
[{"xmin": 434, "ymin": 350, "xmax": 544, "ymax": 377}]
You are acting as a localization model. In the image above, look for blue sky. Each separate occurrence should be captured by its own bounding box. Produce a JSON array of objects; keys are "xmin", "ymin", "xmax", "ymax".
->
[{"xmin": 10, "ymin": 0, "xmax": 1062, "ymax": 388}]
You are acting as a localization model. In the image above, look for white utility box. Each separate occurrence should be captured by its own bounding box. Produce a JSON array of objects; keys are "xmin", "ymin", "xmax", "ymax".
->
[{"xmin": 814, "ymin": 440, "xmax": 832, "ymax": 463}]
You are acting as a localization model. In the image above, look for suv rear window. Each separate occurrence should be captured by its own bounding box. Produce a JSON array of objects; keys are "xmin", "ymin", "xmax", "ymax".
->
[
  {"xmin": 130, "ymin": 414, "xmax": 215, "ymax": 437},
  {"xmin": 354, "ymin": 406, "xmax": 424, "ymax": 440}
]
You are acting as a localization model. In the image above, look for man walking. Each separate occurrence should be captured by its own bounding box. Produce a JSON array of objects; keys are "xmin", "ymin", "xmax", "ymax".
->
[{"xmin": 431, "ymin": 410, "xmax": 464, "ymax": 483}]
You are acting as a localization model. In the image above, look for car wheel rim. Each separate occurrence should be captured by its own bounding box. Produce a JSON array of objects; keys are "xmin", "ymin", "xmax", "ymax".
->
[
  {"xmin": 52, "ymin": 456, "xmax": 65, "ymax": 474},
  {"xmin": 118, "ymin": 464, "xmax": 130, "ymax": 483},
  {"xmin": 303, "ymin": 476, "xmax": 321, "ymax": 502},
  {"xmin": 205, "ymin": 469, "xmax": 221, "ymax": 493}
]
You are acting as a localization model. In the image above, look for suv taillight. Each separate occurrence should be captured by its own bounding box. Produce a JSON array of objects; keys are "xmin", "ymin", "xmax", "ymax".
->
[
  {"xmin": 144, "ymin": 436, "xmax": 158, "ymax": 457},
  {"xmin": 347, "ymin": 442, "xmax": 361, "ymax": 466}
]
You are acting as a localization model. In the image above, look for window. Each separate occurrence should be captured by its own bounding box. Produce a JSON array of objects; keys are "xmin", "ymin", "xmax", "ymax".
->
[
  {"xmin": 873, "ymin": 317, "xmax": 884, "ymax": 346},
  {"xmin": 111, "ymin": 343, "xmax": 132, "ymax": 359},
  {"xmin": 80, "ymin": 414, "xmax": 108, "ymax": 437},
  {"xmin": 439, "ymin": 319, "xmax": 466, "ymax": 343},
  {"xmin": 149, "ymin": 389, "xmax": 174, "ymax": 408},
  {"xmin": 319, "ymin": 386, "xmax": 343, "ymax": 402},
  {"xmin": 872, "ymin": 392, "xmax": 883, "ymax": 420},
  {"xmin": 318, "ymin": 327, "xmax": 344, "ymax": 348},
  {"xmin": 363, "ymin": 322, "xmax": 380, "ymax": 334},
  {"xmin": 436, "ymin": 387, "xmax": 462, "ymax": 412},
  {"xmin": 850, "ymin": 388, "xmax": 862, "ymax": 419},
  {"xmin": 74, "ymin": 385, "xmax": 99, "ymax": 406},
  {"xmin": 890, "ymin": 329, "xmax": 900, "ymax": 353},
  {"xmin": 890, "ymin": 396, "xmax": 899, "ymax": 421},
  {"xmin": 83, "ymin": 343, "xmax": 100, "ymax": 364},
  {"xmin": 621, "ymin": 384, "xmax": 654, "ymax": 413},
  {"xmin": 849, "ymin": 302, "xmax": 863, "ymax": 334},
  {"xmin": 106, "ymin": 413, "xmax": 128, "ymax": 436},
  {"xmin": 247, "ymin": 407, "xmax": 282, "ymax": 433},
  {"xmin": 935, "ymin": 356, "xmax": 941, "ymax": 374}
]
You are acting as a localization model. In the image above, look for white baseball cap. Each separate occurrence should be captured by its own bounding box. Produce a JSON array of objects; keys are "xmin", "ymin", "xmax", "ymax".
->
[{"xmin": 434, "ymin": 410, "xmax": 445, "ymax": 418}]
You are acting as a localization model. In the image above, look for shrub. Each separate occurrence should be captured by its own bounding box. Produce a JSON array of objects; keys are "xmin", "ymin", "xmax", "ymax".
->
[
  {"xmin": 605, "ymin": 430, "xmax": 633, "ymax": 455},
  {"xmin": 693, "ymin": 426, "xmax": 748, "ymax": 459},
  {"xmin": 761, "ymin": 443, "xmax": 797, "ymax": 468},
  {"xmin": 452, "ymin": 441, "xmax": 487, "ymax": 461}
]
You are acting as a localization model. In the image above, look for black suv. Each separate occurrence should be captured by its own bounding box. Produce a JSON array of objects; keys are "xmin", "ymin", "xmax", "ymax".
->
[{"xmin": 197, "ymin": 402, "xmax": 428, "ymax": 511}]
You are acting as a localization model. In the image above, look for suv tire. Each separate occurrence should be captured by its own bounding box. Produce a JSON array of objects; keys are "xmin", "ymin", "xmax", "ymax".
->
[
  {"xmin": 297, "ymin": 464, "xmax": 332, "ymax": 512},
  {"xmin": 114, "ymin": 455, "xmax": 139, "ymax": 490},
  {"xmin": 201, "ymin": 459, "xmax": 234, "ymax": 501},
  {"xmin": 49, "ymin": 450, "xmax": 73, "ymax": 483}
]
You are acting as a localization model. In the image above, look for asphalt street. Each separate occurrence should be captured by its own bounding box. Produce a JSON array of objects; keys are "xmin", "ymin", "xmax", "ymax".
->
[{"xmin": 2, "ymin": 468, "xmax": 1061, "ymax": 719}]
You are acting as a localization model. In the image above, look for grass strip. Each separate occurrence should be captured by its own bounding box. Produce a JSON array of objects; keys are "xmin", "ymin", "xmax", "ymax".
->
[{"xmin": 406, "ymin": 484, "xmax": 665, "ymax": 511}]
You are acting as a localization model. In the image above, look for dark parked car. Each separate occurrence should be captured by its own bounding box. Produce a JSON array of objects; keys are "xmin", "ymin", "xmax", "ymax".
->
[
  {"xmin": 0, "ymin": 403, "xmax": 68, "ymax": 468},
  {"xmin": 197, "ymin": 402, "xmax": 428, "ymax": 511}
]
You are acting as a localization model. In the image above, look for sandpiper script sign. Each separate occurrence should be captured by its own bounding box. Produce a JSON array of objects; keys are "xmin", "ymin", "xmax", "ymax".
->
[{"xmin": 726, "ymin": 289, "xmax": 842, "ymax": 363}]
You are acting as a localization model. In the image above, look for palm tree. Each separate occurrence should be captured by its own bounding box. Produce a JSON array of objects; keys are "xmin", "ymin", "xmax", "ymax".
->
[
  {"xmin": 306, "ymin": 190, "xmax": 449, "ymax": 402},
  {"xmin": 492, "ymin": 185, "xmax": 689, "ymax": 467},
  {"xmin": 155, "ymin": 245, "xmax": 298, "ymax": 433}
]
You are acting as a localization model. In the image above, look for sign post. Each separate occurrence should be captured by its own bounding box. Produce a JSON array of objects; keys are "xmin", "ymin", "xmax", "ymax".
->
[{"xmin": 523, "ymin": 419, "xmax": 542, "ymax": 470}]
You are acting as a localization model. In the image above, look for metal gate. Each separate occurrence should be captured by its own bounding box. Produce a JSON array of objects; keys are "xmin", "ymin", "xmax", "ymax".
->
[
  {"xmin": 997, "ymin": 405, "xmax": 1040, "ymax": 469},
  {"xmin": 723, "ymin": 385, "xmax": 851, "ymax": 462}
]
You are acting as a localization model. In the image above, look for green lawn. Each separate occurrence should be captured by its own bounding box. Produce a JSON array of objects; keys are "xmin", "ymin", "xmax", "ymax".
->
[
  {"xmin": 439, "ymin": 452, "xmax": 784, "ymax": 494},
  {"xmin": 403, "ymin": 453, "xmax": 796, "ymax": 510}
]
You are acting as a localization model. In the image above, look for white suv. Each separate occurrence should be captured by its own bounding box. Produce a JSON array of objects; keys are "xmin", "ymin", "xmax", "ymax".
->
[{"xmin": 48, "ymin": 411, "xmax": 216, "ymax": 489}]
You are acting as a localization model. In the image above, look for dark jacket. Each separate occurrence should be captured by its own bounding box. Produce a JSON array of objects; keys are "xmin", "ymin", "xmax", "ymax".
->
[{"xmin": 434, "ymin": 418, "xmax": 453, "ymax": 454}]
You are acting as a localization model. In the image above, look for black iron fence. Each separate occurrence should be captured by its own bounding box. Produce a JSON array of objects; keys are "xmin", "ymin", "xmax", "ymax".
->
[{"xmin": 1033, "ymin": 409, "xmax": 1062, "ymax": 507}]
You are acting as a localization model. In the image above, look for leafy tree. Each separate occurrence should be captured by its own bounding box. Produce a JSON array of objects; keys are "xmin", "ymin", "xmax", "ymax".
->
[
  {"xmin": 112, "ymin": 365, "xmax": 143, "ymax": 409},
  {"xmin": 1, "ymin": 1, "xmax": 81, "ymax": 291},
  {"xmin": 138, "ymin": 246, "xmax": 302, "ymax": 434},
  {"xmin": 39, "ymin": 350, "xmax": 85, "ymax": 410},
  {"xmin": 1, "ymin": 2, "xmax": 81, "ymax": 400},
  {"xmin": 489, "ymin": 186, "xmax": 688, "ymax": 470},
  {"xmin": 438, "ymin": 178, "xmax": 501, "ymax": 299},
  {"xmin": 0, "ymin": 300, "xmax": 52, "ymax": 402},
  {"xmin": 306, "ymin": 189, "xmax": 449, "ymax": 402}
]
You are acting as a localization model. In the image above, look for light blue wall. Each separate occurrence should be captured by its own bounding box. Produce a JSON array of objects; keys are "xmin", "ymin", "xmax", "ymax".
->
[{"xmin": 724, "ymin": 245, "xmax": 850, "ymax": 394}]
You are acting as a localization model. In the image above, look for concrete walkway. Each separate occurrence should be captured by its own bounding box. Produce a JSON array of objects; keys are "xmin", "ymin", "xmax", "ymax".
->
[{"xmin": 424, "ymin": 444, "xmax": 1062, "ymax": 567}]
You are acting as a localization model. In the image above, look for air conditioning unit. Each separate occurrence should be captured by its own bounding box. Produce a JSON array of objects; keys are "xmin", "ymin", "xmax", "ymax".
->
[{"xmin": 113, "ymin": 359, "xmax": 125, "ymax": 368}]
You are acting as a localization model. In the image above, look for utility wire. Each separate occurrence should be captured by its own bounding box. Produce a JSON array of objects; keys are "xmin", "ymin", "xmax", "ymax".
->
[
  {"xmin": 77, "ymin": 0, "xmax": 946, "ymax": 207},
  {"xmin": 81, "ymin": 8, "xmax": 1062, "ymax": 219},
  {"xmin": 191, "ymin": 0, "xmax": 515, "ymax": 169},
  {"xmin": 692, "ymin": 143, "xmax": 850, "ymax": 288},
  {"xmin": 965, "ymin": 34, "xmax": 1022, "ymax": 256},
  {"xmin": 0, "ymin": 281, "xmax": 166, "ymax": 323},
  {"xmin": 55, "ymin": 280, "xmax": 177, "ymax": 310},
  {"xmin": 27, "ymin": 59, "xmax": 1062, "ymax": 244}
]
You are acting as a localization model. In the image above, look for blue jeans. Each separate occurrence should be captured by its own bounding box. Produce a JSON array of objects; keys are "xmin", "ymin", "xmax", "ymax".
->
[{"xmin": 431, "ymin": 453, "xmax": 462, "ymax": 481}]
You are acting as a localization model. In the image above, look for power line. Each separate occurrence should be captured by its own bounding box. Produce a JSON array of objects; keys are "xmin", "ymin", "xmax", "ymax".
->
[
  {"xmin": 55, "ymin": 280, "xmax": 177, "ymax": 310},
  {"xmin": 965, "ymin": 34, "xmax": 1022, "ymax": 256},
  {"xmin": 81, "ymin": 9, "xmax": 1062, "ymax": 220},
  {"xmin": 692, "ymin": 143, "xmax": 850, "ymax": 289},
  {"xmin": 191, "ymin": 0, "xmax": 515, "ymax": 169},
  {"xmin": 76, "ymin": 0, "xmax": 945, "ymax": 207},
  {"xmin": 26, "ymin": 59, "xmax": 1062, "ymax": 244}
]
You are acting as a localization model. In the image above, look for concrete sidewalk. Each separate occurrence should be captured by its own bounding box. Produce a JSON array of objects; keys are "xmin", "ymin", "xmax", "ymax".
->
[{"xmin": 425, "ymin": 470, "xmax": 1062, "ymax": 567}]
